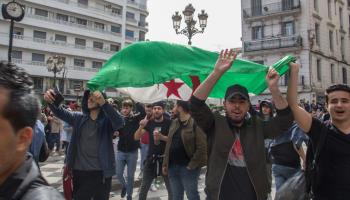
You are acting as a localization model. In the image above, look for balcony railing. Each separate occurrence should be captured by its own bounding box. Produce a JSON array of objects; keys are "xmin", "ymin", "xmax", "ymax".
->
[
  {"xmin": 125, "ymin": 36, "xmax": 138, "ymax": 41},
  {"xmin": 0, "ymin": 58, "xmax": 99, "ymax": 72},
  {"xmin": 26, "ymin": 13, "xmax": 117, "ymax": 35},
  {"xmin": 138, "ymin": 21, "xmax": 148, "ymax": 28},
  {"xmin": 51, "ymin": 0, "xmax": 123, "ymax": 18},
  {"xmin": 243, "ymin": 0, "xmax": 301, "ymax": 19},
  {"xmin": 244, "ymin": 35, "xmax": 302, "ymax": 52},
  {"xmin": 0, "ymin": 32, "xmax": 115, "ymax": 54},
  {"xmin": 127, "ymin": 0, "xmax": 147, "ymax": 10}
]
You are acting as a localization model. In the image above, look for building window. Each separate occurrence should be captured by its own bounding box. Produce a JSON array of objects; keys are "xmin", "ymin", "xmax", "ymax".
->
[
  {"xmin": 13, "ymin": 27, "xmax": 24, "ymax": 35},
  {"xmin": 78, "ymin": 0, "xmax": 88, "ymax": 6},
  {"xmin": 112, "ymin": 7, "xmax": 122, "ymax": 15},
  {"xmin": 33, "ymin": 30, "xmax": 46, "ymax": 39},
  {"xmin": 140, "ymin": 14, "xmax": 146, "ymax": 23},
  {"xmin": 75, "ymin": 38, "xmax": 86, "ymax": 47},
  {"xmin": 282, "ymin": 0, "xmax": 293, "ymax": 10},
  {"xmin": 331, "ymin": 64, "xmax": 335, "ymax": 83},
  {"xmin": 343, "ymin": 68, "xmax": 348, "ymax": 84},
  {"xmin": 139, "ymin": 31, "xmax": 145, "ymax": 41},
  {"xmin": 315, "ymin": 23, "xmax": 320, "ymax": 46},
  {"xmin": 126, "ymin": 29, "xmax": 134, "ymax": 38},
  {"xmin": 314, "ymin": 0, "xmax": 318, "ymax": 11},
  {"xmin": 32, "ymin": 77, "xmax": 43, "ymax": 90},
  {"xmin": 12, "ymin": 50, "xmax": 22, "ymax": 59},
  {"xmin": 56, "ymin": 13, "xmax": 68, "ymax": 21},
  {"xmin": 94, "ymin": 22, "xmax": 105, "ymax": 30},
  {"xmin": 126, "ymin": 12, "xmax": 135, "ymax": 19},
  {"xmin": 55, "ymin": 34, "xmax": 67, "ymax": 42},
  {"xmin": 328, "ymin": 0, "xmax": 332, "ymax": 19},
  {"xmin": 74, "ymin": 58, "xmax": 85, "ymax": 67},
  {"xmin": 92, "ymin": 61, "xmax": 103, "ymax": 68},
  {"xmin": 329, "ymin": 31, "xmax": 334, "ymax": 51},
  {"xmin": 76, "ymin": 18, "xmax": 87, "ymax": 26},
  {"xmin": 282, "ymin": 21, "xmax": 294, "ymax": 36},
  {"xmin": 93, "ymin": 41, "xmax": 103, "ymax": 50},
  {"xmin": 111, "ymin": 25, "xmax": 121, "ymax": 33},
  {"xmin": 35, "ymin": 8, "xmax": 48, "ymax": 17},
  {"xmin": 252, "ymin": 26, "xmax": 263, "ymax": 40},
  {"xmin": 32, "ymin": 53, "xmax": 45, "ymax": 62},
  {"xmin": 69, "ymin": 80, "xmax": 83, "ymax": 89},
  {"xmin": 110, "ymin": 44, "xmax": 120, "ymax": 52},
  {"xmin": 251, "ymin": 0, "xmax": 262, "ymax": 16},
  {"xmin": 316, "ymin": 59, "xmax": 321, "ymax": 81}
]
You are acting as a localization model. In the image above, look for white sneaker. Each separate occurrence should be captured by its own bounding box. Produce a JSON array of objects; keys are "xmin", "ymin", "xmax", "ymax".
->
[{"xmin": 150, "ymin": 184, "xmax": 157, "ymax": 192}]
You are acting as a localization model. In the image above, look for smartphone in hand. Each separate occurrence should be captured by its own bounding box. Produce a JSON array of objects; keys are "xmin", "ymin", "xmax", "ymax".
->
[{"xmin": 53, "ymin": 86, "xmax": 64, "ymax": 106}]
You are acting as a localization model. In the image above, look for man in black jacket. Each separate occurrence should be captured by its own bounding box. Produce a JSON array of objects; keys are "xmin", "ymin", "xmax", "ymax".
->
[
  {"xmin": 0, "ymin": 61, "xmax": 63, "ymax": 200},
  {"xmin": 116, "ymin": 99, "xmax": 146, "ymax": 200},
  {"xmin": 189, "ymin": 50, "xmax": 294, "ymax": 200}
]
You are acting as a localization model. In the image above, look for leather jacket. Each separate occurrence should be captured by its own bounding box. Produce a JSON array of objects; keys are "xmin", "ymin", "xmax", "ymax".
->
[{"xmin": 0, "ymin": 154, "xmax": 64, "ymax": 200}]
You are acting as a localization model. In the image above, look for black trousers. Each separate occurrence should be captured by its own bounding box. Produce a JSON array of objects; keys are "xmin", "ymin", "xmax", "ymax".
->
[{"xmin": 72, "ymin": 170, "xmax": 111, "ymax": 200}]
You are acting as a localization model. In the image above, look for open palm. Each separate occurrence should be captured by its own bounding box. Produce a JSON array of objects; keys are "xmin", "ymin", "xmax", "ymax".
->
[{"xmin": 214, "ymin": 49, "xmax": 238, "ymax": 73}]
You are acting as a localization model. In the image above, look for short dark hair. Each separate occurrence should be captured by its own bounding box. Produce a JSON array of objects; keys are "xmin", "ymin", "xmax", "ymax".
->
[
  {"xmin": 145, "ymin": 104, "xmax": 153, "ymax": 108},
  {"xmin": 325, "ymin": 84, "xmax": 350, "ymax": 103},
  {"xmin": 176, "ymin": 100, "xmax": 190, "ymax": 113},
  {"xmin": 122, "ymin": 99, "xmax": 134, "ymax": 107},
  {"xmin": 0, "ymin": 61, "xmax": 39, "ymax": 132}
]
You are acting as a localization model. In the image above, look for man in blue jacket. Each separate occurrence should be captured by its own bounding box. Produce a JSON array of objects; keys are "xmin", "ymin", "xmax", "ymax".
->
[{"xmin": 44, "ymin": 89, "xmax": 124, "ymax": 200}]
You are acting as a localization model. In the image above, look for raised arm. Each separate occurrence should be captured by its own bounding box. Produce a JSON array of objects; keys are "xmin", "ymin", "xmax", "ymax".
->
[
  {"xmin": 263, "ymin": 68, "xmax": 294, "ymax": 138},
  {"xmin": 44, "ymin": 89, "xmax": 78, "ymax": 125},
  {"xmin": 266, "ymin": 68, "xmax": 288, "ymax": 110},
  {"xmin": 190, "ymin": 49, "xmax": 237, "ymax": 133},
  {"xmin": 287, "ymin": 63, "xmax": 312, "ymax": 133},
  {"xmin": 134, "ymin": 115, "xmax": 148, "ymax": 140},
  {"xmin": 193, "ymin": 49, "xmax": 237, "ymax": 100}
]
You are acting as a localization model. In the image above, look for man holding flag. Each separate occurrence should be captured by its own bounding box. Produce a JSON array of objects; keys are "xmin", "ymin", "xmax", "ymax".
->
[{"xmin": 189, "ymin": 49, "xmax": 294, "ymax": 200}]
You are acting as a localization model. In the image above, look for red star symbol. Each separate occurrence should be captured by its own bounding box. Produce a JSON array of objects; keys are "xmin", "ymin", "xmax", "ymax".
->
[{"xmin": 163, "ymin": 80, "xmax": 184, "ymax": 98}]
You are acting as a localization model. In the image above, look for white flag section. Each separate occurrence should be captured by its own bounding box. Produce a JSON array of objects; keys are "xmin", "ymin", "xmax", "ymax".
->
[{"xmin": 117, "ymin": 79, "xmax": 193, "ymax": 103}]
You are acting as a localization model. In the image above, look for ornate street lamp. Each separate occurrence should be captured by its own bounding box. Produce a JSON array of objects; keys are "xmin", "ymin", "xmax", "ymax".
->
[
  {"xmin": 172, "ymin": 4, "xmax": 208, "ymax": 45},
  {"xmin": 46, "ymin": 55, "xmax": 65, "ymax": 88}
]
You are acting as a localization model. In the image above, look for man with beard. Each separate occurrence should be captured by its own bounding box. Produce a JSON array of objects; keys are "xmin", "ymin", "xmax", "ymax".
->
[
  {"xmin": 134, "ymin": 101, "xmax": 172, "ymax": 200},
  {"xmin": 44, "ymin": 89, "xmax": 124, "ymax": 200},
  {"xmin": 116, "ymin": 99, "xmax": 145, "ymax": 200},
  {"xmin": 189, "ymin": 49, "xmax": 294, "ymax": 200},
  {"xmin": 162, "ymin": 100, "xmax": 207, "ymax": 200}
]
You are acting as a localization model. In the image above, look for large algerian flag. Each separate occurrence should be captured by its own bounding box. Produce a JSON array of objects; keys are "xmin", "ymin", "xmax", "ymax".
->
[{"xmin": 88, "ymin": 41, "xmax": 295, "ymax": 103}]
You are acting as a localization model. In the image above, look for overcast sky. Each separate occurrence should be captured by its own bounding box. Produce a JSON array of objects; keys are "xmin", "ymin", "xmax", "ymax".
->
[{"xmin": 146, "ymin": 0, "xmax": 242, "ymax": 52}]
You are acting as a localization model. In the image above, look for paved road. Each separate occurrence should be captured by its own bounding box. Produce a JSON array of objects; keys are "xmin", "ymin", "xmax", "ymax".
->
[{"xmin": 40, "ymin": 153, "xmax": 206, "ymax": 200}]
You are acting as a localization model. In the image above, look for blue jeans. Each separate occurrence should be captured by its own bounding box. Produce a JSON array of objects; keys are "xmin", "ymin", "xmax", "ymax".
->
[
  {"xmin": 168, "ymin": 165, "xmax": 200, "ymax": 200},
  {"xmin": 272, "ymin": 164, "xmax": 301, "ymax": 191},
  {"xmin": 116, "ymin": 150, "xmax": 138, "ymax": 199},
  {"xmin": 140, "ymin": 143, "xmax": 149, "ymax": 171}
]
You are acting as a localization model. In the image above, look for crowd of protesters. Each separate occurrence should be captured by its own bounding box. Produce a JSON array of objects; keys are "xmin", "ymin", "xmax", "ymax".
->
[{"xmin": 0, "ymin": 48, "xmax": 349, "ymax": 200}]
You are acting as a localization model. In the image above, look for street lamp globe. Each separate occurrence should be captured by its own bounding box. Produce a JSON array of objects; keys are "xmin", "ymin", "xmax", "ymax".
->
[
  {"xmin": 172, "ymin": 11, "xmax": 182, "ymax": 30},
  {"xmin": 182, "ymin": 4, "xmax": 195, "ymax": 23},
  {"xmin": 198, "ymin": 10, "xmax": 208, "ymax": 29}
]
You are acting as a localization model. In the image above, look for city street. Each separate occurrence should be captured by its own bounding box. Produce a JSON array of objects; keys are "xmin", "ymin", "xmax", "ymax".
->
[{"xmin": 40, "ymin": 153, "xmax": 207, "ymax": 200}]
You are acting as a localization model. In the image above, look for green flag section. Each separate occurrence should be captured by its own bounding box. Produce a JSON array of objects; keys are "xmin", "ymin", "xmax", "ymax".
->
[{"xmin": 87, "ymin": 41, "xmax": 295, "ymax": 99}]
